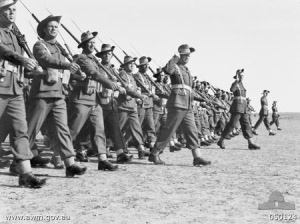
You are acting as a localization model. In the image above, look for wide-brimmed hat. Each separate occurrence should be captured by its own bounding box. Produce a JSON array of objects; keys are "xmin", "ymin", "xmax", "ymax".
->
[
  {"xmin": 233, "ymin": 68, "xmax": 244, "ymax": 79},
  {"xmin": 178, "ymin": 44, "xmax": 195, "ymax": 55},
  {"xmin": 37, "ymin": 15, "xmax": 62, "ymax": 39},
  {"xmin": 120, "ymin": 55, "xmax": 137, "ymax": 67},
  {"xmin": 137, "ymin": 56, "xmax": 151, "ymax": 67},
  {"xmin": 78, "ymin": 31, "xmax": 98, "ymax": 48},
  {"xmin": 95, "ymin": 44, "xmax": 115, "ymax": 58},
  {"xmin": 153, "ymin": 67, "xmax": 164, "ymax": 78},
  {"xmin": 262, "ymin": 90, "xmax": 270, "ymax": 94},
  {"xmin": 0, "ymin": 0, "xmax": 17, "ymax": 8}
]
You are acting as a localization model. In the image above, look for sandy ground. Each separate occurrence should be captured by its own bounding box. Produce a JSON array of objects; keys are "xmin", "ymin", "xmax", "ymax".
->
[{"xmin": 0, "ymin": 113, "xmax": 299, "ymax": 224}]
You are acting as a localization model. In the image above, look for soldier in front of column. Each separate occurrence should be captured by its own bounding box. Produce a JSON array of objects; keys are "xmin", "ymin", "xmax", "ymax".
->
[
  {"xmin": 269, "ymin": 101, "xmax": 281, "ymax": 130},
  {"xmin": 149, "ymin": 44, "xmax": 211, "ymax": 166},
  {"xmin": 134, "ymin": 56, "xmax": 159, "ymax": 148},
  {"xmin": 0, "ymin": 0, "xmax": 46, "ymax": 187},
  {"xmin": 217, "ymin": 69, "xmax": 260, "ymax": 150},
  {"xmin": 252, "ymin": 90, "xmax": 276, "ymax": 136},
  {"xmin": 95, "ymin": 43, "xmax": 133, "ymax": 163},
  {"xmin": 27, "ymin": 15, "xmax": 87, "ymax": 177}
]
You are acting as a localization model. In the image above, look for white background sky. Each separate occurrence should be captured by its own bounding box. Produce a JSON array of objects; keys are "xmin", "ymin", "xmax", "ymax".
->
[{"xmin": 14, "ymin": 0, "xmax": 300, "ymax": 112}]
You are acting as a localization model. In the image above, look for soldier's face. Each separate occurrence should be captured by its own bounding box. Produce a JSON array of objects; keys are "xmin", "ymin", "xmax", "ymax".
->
[
  {"xmin": 85, "ymin": 39, "xmax": 95, "ymax": 54},
  {"xmin": 125, "ymin": 62, "xmax": 134, "ymax": 72},
  {"xmin": 180, "ymin": 54, "xmax": 190, "ymax": 64},
  {"xmin": 238, "ymin": 72, "xmax": 244, "ymax": 81},
  {"xmin": 101, "ymin": 51, "xmax": 113, "ymax": 64},
  {"xmin": 0, "ymin": 4, "xmax": 16, "ymax": 24},
  {"xmin": 139, "ymin": 64, "xmax": 148, "ymax": 73},
  {"xmin": 44, "ymin": 21, "xmax": 59, "ymax": 39}
]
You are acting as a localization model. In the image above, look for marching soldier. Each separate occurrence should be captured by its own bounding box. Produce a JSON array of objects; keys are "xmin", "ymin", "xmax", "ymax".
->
[
  {"xmin": 270, "ymin": 101, "xmax": 281, "ymax": 130},
  {"xmin": 217, "ymin": 69, "xmax": 260, "ymax": 150},
  {"xmin": 252, "ymin": 90, "xmax": 276, "ymax": 136},
  {"xmin": 26, "ymin": 15, "xmax": 87, "ymax": 177},
  {"xmin": 0, "ymin": 0, "xmax": 46, "ymax": 187},
  {"xmin": 149, "ymin": 44, "xmax": 211, "ymax": 166},
  {"xmin": 134, "ymin": 56, "xmax": 159, "ymax": 148},
  {"xmin": 117, "ymin": 55, "xmax": 149, "ymax": 159},
  {"xmin": 95, "ymin": 43, "xmax": 133, "ymax": 163},
  {"xmin": 68, "ymin": 33, "xmax": 129, "ymax": 171},
  {"xmin": 246, "ymin": 97, "xmax": 255, "ymax": 127}
]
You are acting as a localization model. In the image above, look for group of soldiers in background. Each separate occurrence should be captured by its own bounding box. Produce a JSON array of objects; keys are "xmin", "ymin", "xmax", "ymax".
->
[{"xmin": 0, "ymin": 0, "xmax": 281, "ymax": 188}]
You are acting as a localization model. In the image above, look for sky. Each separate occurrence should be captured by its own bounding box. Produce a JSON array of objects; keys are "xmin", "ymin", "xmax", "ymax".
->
[{"xmin": 13, "ymin": 0, "xmax": 300, "ymax": 112}]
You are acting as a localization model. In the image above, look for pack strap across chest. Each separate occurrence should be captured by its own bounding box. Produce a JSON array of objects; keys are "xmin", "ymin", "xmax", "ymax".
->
[{"xmin": 39, "ymin": 42, "xmax": 70, "ymax": 84}]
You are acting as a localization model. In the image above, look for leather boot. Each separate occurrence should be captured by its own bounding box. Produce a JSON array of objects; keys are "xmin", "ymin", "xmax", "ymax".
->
[
  {"xmin": 169, "ymin": 145, "xmax": 181, "ymax": 152},
  {"xmin": 248, "ymin": 143, "xmax": 261, "ymax": 150},
  {"xmin": 19, "ymin": 172, "xmax": 47, "ymax": 188},
  {"xmin": 76, "ymin": 151, "xmax": 89, "ymax": 162},
  {"xmin": 9, "ymin": 161, "xmax": 19, "ymax": 176},
  {"xmin": 117, "ymin": 153, "xmax": 133, "ymax": 164},
  {"xmin": 193, "ymin": 157, "xmax": 211, "ymax": 166},
  {"xmin": 217, "ymin": 140, "xmax": 225, "ymax": 149},
  {"xmin": 30, "ymin": 155, "xmax": 50, "ymax": 167},
  {"xmin": 98, "ymin": 160, "xmax": 118, "ymax": 171},
  {"xmin": 148, "ymin": 154, "xmax": 165, "ymax": 165},
  {"xmin": 66, "ymin": 164, "xmax": 87, "ymax": 177}
]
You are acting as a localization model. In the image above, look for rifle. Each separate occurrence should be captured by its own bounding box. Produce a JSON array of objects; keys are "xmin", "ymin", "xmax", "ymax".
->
[
  {"xmin": 12, "ymin": 23, "xmax": 34, "ymax": 59},
  {"xmin": 20, "ymin": 2, "xmax": 73, "ymax": 63},
  {"xmin": 113, "ymin": 39, "xmax": 162, "ymax": 93}
]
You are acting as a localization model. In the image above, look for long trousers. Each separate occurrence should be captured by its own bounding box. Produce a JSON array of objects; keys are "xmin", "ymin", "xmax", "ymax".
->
[
  {"xmin": 221, "ymin": 112, "xmax": 253, "ymax": 140},
  {"xmin": 0, "ymin": 95, "xmax": 33, "ymax": 161},
  {"xmin": 27, "ymin": 98, "xmax": 75, "ymax": 160},
  {"xmin": 155, "ymin": 107, "xmax": 200, "ymax": 150}
]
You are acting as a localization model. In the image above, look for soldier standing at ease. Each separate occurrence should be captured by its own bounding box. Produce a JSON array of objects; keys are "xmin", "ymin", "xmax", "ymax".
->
[
  {"xmin": 252, "ymin": 90, "xmax": 276, "ymax": 136},
  {"xmin": 269, "ymin": 101, "xmax": 281, "ymax": 130},
  {"xmin": 0, "ymin": 0, "xmax": 46, "ymax": 187},
  {"xmin": 26, "ymin": 15, "xmax": 87, "ymax": 177},
  {"xmin": 217, "ymin": 69, "xmax": 260, "ymax": 150},
  {"xmin": 149, "ymin": 44, "xmax": 211, "ymax": 166}
]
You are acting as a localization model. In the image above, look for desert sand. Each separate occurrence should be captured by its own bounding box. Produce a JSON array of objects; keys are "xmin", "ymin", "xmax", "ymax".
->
[{"xmin": 0, "ymin": 113, "xmax": 299, "ymax": 224}]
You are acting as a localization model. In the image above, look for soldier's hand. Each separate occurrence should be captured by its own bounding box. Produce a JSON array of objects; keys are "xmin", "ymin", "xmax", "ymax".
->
[
  {"xmin": 22, "ymin": 58, "xmax": 38, "ymax": 71},
  {"xmin": 118, "ymin": 86, "xmax": 126, "ymax": 95},
  {"xmin": 70, "ymin": 63, "xmax": 80, "ymax": 74},
  {"xmin": 152, "ymin": 94, "xmax": 160, "ymax": 101}
]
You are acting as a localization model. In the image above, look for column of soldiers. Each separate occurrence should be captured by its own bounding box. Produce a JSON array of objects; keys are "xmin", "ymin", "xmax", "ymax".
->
[{"xmin": 0, "ymin": 0, "xmax": 282, "ymax": 188}]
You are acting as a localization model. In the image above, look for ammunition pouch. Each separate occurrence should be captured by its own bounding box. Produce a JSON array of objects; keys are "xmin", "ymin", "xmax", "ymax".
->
[{"xmin": 83, "ymin": 78, "xmax": 96, "ymax": 95}]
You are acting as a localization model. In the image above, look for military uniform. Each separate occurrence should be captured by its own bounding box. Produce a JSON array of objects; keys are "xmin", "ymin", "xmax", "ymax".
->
[
  {"xmin": 253, "ymin": 95, "xmax": 271, "ymax": 131},
  {"xmin": 68, "ymin": 52, "xmax": 118, "ymax": 157},
  {"xmin": 220, "ymin": 80, "xmax": 253, "ymax": 139},
  {"xmin": 134, "ymin": 71, "xmax": 157, "ymax": 145},
  {"xmin": 117, "ymin": 69, "xmax": 145, "ymax": 149},
  {"xmin": 0, "ymin": 27, "xmax": 33, "ymax": 161},
  {"xmin": 270, "ymin": 103, "xmax": 280, "ymax": 129},
  {"xmin": 26, "ymin": 38, "xmax": 75, "ymax": 160},
  {"xmin": 154, "ymin": 56, "xmax": 200, "ymax": 151}
]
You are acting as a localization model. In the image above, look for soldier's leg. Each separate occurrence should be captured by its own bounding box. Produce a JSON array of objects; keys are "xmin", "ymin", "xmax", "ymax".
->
[
  {"xmin": 68, "ymin": 103, "xmax": 91, "ymax": 162},
  {"xmin": 240, "ymin": 114, "xmax": 260, "ymax": 149},
  {"xmin": 26, "ymin": 98, "xmax": 52, "ymax": 153},
  {"xmin": 253, "ymin": 115, "xmax": 265, "ymax": 132},
  {"xmin": 1, "ymin": 95, "xmax": 33, "ymax": 161},
  {"xmin": 154, "ymin": 108, "xmax": 186, "ymax": 152},
  {"xmin": 142, "ymin": 108, "xmax": 156, "ymax": 146}
]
